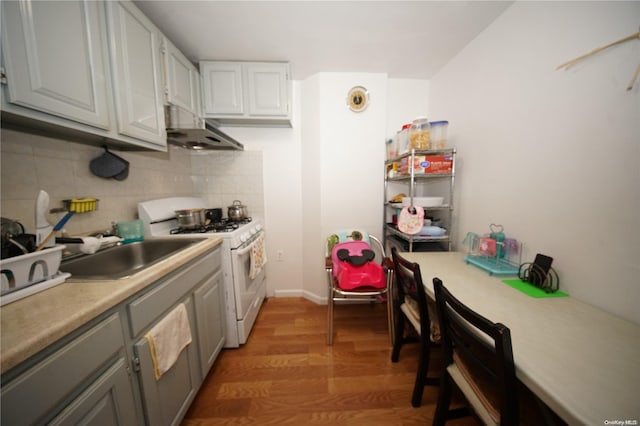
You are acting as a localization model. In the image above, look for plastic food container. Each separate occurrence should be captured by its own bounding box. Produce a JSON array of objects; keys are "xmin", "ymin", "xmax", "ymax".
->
[
  {"xmin": 1, "ymin": 245, "xmax": 65, "ymax": 293},
  {"xmin": 430, "ymin": 120, "xmax": 449, "ymax": 149},
  {"xmin": 116, "ymin": 219, "xmax": 144, "ymax": 244},
  {"xmin": 398, "ymin": 124, "xmax": 411, "ymax": 154},
  {"xmin": 385, "ymin": 135, "xmax": 399, "ymax": 159},
  {"xmin": 409, "ymin": 117, "xmax": 430, "ymax": 150}
]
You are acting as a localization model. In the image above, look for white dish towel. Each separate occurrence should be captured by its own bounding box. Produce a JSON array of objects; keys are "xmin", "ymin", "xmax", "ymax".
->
[
  {"xmin": 249, "ymin": 233, "xmax": 267, "ymax": 280},
  {"xmin": 144, "ymin": 303, "xmax": 192, "ymax": 380}
]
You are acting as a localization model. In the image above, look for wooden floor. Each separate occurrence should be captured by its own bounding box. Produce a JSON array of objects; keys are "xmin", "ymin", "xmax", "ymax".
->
[{"xmin": 182, "ymin": 297, "xmax": 479, "ymax": 425}]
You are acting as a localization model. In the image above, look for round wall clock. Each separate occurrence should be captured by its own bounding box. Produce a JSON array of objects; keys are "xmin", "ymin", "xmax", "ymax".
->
[{"xmin": 347, "ymin": 86, "xmax": 370, "ymax": 112}]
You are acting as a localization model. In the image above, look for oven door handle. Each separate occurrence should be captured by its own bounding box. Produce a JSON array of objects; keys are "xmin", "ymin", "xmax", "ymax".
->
[{"xmin": 235, "ymin": 233, "xmax": 263, "ymax": 256}]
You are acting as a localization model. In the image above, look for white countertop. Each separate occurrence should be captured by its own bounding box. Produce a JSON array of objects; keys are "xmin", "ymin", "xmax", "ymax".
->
[
  {"xmin": 402, "ymin": 251, "xmax": 640, "ymax": 425},
  {"xmin": 0, "ymin": 238, "xmax": 222, "ymax": 374}
]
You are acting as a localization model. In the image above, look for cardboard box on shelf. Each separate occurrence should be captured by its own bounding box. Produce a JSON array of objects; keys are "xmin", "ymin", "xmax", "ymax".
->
[{"xmin": 399, "ymin": 155, "xmax": 453, "ymax": 175}]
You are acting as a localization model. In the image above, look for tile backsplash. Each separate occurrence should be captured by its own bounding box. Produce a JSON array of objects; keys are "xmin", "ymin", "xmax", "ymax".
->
[{"xmin": 0, "ymin": 128, "xmax": 263, "ymax": 236}]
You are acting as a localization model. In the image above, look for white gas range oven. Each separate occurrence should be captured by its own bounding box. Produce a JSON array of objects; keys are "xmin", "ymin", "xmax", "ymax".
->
[{"xmin": 137, "ymin": 197, "xmax": 266, "ymax": 348}]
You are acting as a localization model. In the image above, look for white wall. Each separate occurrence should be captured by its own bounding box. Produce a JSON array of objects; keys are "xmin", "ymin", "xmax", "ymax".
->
[
  {"xmin": 429, "ymin": 1, "xmax": 640, "ymax": 324},
  {"xmin": 223, "ymin": 75, "xmax": 431, "ymax": 302},
  {"xmin": 216, "ymin": 82, "xmax": 304, "ymax": 298},
  {"xmin": 315, "ymin": 73, "xmax": 388, "ymax": 301}
]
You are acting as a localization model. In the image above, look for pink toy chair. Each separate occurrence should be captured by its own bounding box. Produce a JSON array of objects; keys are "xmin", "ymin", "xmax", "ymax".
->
[{"xmin": 325, "ymin": 230, "xmax": 393, "ymax": 345}]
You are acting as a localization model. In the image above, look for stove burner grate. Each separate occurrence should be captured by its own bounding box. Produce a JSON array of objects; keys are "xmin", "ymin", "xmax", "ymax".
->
[{"xmin": 170, "ymin": 217, "xmax": 252, "ymax": 234}]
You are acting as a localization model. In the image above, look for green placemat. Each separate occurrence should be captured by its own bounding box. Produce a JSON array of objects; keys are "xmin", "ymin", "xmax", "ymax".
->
[{"xmin": 502, "ymin": 279, "xmax": 569, "ymax": 298}]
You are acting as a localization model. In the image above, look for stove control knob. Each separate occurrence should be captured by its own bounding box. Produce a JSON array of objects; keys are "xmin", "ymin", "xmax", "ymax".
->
[
  {"xmin": 240, "ymin": 233, "xmax": 249, "ymax": 242},
  {"xmin": 250, "ymin": 227, "xmax": 257, "ymax": 235},
  {"xmin": 255, "ymin": 224, "xmax": 263, "ymax": 231}
]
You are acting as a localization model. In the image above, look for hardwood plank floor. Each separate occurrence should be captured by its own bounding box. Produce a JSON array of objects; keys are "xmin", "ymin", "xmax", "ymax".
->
[{"xmin": 182, "ymin": 297, "xmax": 479, "ymax": 425}]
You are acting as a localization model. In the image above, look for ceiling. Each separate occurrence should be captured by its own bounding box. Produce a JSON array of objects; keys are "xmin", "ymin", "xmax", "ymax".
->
[{"xmin": 134, "ymin": 1, "xmax": 513, "ymax": 80}]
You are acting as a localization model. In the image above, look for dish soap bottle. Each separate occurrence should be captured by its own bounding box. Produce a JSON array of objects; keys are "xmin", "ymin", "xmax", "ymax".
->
[{"xmin": 35, "ymin": 190, "xmax": 54, "ymax": 249}]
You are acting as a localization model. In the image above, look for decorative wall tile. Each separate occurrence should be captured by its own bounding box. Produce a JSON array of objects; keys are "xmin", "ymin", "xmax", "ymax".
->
[{"xmin": 1, "ymin": 129, "xmax": 265, "ymax": 235}]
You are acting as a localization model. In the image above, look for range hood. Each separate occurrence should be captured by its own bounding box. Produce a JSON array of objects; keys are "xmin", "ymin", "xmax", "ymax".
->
[{"xmin": 165, "ymin": 105, "xmax": 244, "ymax": 151}]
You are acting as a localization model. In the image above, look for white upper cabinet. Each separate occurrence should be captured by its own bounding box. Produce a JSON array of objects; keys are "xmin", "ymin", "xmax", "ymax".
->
[
  {"xmin": 1, "ymin": 0, "xmax": 167, "ymax": 150},
  {"xmin": 0, "ymin": 0, "xmax": 111, "ymax": 129},
  {"xmin": 246, "ymin": 63, "xmax": 289, "ymax": 117},
  {"xmin": 200, "ymin": 61, "xmax": 291, "ymax": 127},
  {"xmin": 105, "ymin": 1, "xmax": 166, "ymax": 147},
  {"xmin": 201, "ymin": 62, "xmax": 244, "ymax": 115},
  {"xmin": 162, "ymin": 36, "xmax": 201, "ymax": 119}
]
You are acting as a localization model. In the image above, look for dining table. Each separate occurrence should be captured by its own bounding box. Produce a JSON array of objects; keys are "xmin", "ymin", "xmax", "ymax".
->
[{"xmin": 401, "ymin": 251, "xmax": 640, "ymax": 426}]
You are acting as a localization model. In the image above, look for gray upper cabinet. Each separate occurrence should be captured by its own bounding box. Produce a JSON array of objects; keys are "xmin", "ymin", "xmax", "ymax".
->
[
  {"xmin": 105, "ymin": 0, "xmax": 166, "ymax": 147},
  {"xmin": 1, "ymin": 0, "xmax": 167, "ymax": 151},
  {"xmin": 0, "ymin": 0, "xmax": 111, "ymax": 129},
  {"xmin": 162, "ymin": 36, "xmax": 201, "ymax": 121},
  {"xmin": 200, "ymin": 61, "xmax": 291, "ymax": 127}
]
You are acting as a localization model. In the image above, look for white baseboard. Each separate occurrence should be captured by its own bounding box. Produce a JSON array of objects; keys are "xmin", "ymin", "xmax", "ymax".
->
[{"xmin": 273, "ymin": 289, "xmax": 327, "ymax": 305}]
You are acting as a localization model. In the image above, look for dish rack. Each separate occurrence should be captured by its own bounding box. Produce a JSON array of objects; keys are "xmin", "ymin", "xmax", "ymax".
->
[{"xmin": 462, "ymin": 224, "xmax": 522, "ymax": 276}]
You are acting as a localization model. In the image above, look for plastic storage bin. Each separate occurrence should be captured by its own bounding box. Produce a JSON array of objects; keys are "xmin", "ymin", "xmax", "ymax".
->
[
  {"xmin": 430, "ymin": 120, "xmax": 449, "ymax": 149},
  {"xmin": 385, "ymin": 135, "xmax": 399, "ymax": 159},
  {"xmin": 409, "ymin": 117, "xmax": 430, "ymax": 150},
  {"xmin": 398, "ymin": 124, "xmax": 411, "ymax": 154},
  {"xmin": 116, "ymin": 219, "xmax": 144, "ymax": 244}
]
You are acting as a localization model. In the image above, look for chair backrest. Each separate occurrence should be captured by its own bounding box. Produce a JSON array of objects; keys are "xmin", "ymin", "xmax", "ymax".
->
[
  {"xmin": 327, "ymin": 230, "xmax": 386, "ymax": 263},
  {"xmin": 391, "ymin": 247, "xmax": 430, "ymax": 336},
  {"xmin": 433, "ymin": 277, "xmax": 518, "ymax": 425}
]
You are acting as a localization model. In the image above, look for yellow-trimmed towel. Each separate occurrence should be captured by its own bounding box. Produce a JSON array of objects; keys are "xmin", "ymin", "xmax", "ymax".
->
[
  {"xmin": 145, "ymin": 303, "xmax": 192, "ymax": 380},
  {"xmin": 249, "ymin": 233, "xmax": 267, "ymax": 279}
]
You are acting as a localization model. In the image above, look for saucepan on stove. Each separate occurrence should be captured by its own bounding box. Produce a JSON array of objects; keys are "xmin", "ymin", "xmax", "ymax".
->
[
  {"xmin": 205, "ymin": 208, "xmax": 222, "ymax": 223},
  {"xmin": 227, "ymin": 200, "xmax": 248, "ymax": 221},
  {"xmin": 175, "ymin": 208, "xmax": 206, "ymax": 229}
]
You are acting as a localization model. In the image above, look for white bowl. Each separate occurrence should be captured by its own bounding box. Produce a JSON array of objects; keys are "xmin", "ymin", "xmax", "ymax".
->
[{"xmin": 401, "ymin": 197, "xmax": 444, "ymax": 207}]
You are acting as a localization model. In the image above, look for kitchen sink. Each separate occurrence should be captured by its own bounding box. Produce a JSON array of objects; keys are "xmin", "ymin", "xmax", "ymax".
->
[{"xmin": 60, "ymin": 238, "xmax": 202, "ymax": 280}]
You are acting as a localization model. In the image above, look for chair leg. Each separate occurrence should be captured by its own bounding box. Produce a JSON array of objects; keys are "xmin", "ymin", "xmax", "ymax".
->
[
  {"xmin": 327, "ymin": 285, "xmax": 334, "ymax": 345},
  {"xmin": 386, "ymin": 295, "xmax": 394, "ymax": 346},
  {"xmin": 387, "ymin": 273, "xmax": 395, "ymax": 345},
  {"xmin": 411, "ymin": 335, "xmax": 431, "ymax": 407},
  {"xmin": 433, "ymin": 373, "xmax": 453, "ymax": 426},
  {"xmin": 391, "ymin": 309, "xmax": 405, "ymax": 362}
]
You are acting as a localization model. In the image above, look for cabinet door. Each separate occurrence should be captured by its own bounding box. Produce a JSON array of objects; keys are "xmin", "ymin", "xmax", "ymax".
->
[
  {"xmin": 134, "ymin": 297, "xmax": 201, "ymax": 426},
  {"xmin": 194, "ymin": 269, "xmax": 226, "ymax": 378},
  {"xmin": 105, "ymin": 0, "xmax": 166, "ymax": 147},
  {"xmin": 200, "ymin": 61, "xmax": 244, "ymax": 115},
  {"xmin": 0, "ymin": 313, "xmax": 126, "ymax": 425},
  {"xmin": 246, "ymin": 62, "xmax": 289, "ymax": 116},
  {"xmin": 48, "ymin": 357, "xmax": 139, "ymax": 426},
  {"xmin": 1, "ymin": 0, "xmax": 111, "ymax": 129},
  {"xmin": 163, "ymin": 37, "xmax": 201, "ymax": 119}
]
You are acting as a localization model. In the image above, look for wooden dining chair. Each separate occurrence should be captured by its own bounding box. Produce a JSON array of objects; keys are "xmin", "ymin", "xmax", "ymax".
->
[
  {"xmin": 390, "ymin": 247, "xmax": 439, "ymax": 407},
  {"xmin": 432, "ymin": 278, "xmax": 567, "ymax": 426},
  {"xmin": 432, "ymin": 277, "xmax": 518, "ymax": 425}
]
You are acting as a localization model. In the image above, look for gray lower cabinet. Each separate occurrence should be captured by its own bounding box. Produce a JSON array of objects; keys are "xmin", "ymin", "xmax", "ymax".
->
[
  {"xmin": 133, "ymin": 297, "xmax": 201, "ymax": 426},
  {"xmin": 126, "ymin": 245, "xmax": 222, "ymax": 426},
  {"xmin": 194, "ymin": 269, "xmax": 226, "ymax": 378},
  {"xmin": 1, "ymin": 245, "xmax": 224, "ymax": 426},
  {"xmin": 49, "ymin": 357, "xmax": 137, "ymax": 426},
  {"xmin": 1, "ymin": 312, "xmax": 139, "ymax": 425}
]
